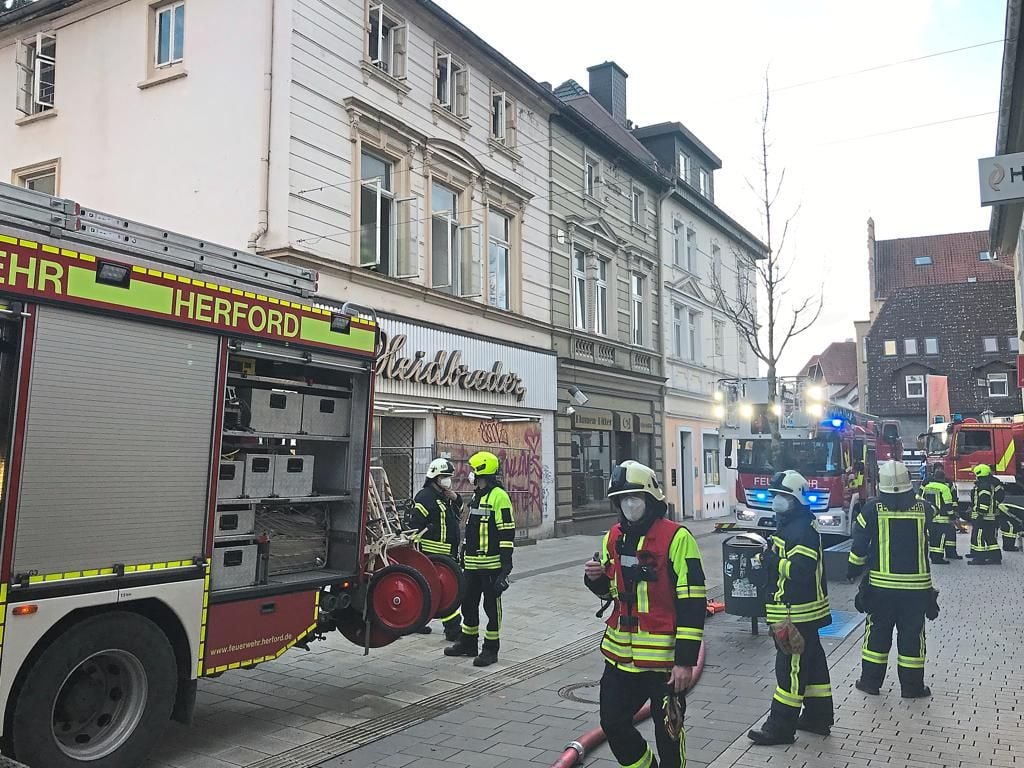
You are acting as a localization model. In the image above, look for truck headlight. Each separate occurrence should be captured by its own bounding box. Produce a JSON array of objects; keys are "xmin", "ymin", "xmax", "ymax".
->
[
  {"xmin": 737, "ymin": 510, "xmax": 756, "ymax": 522},
  {"xmin": 815, "ymin": 515, "xmax": 841, "ymax": 527}
]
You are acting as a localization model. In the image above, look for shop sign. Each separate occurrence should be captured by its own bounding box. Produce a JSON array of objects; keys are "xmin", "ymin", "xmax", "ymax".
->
[
  {"xmin": 573, "ymin": 409, "xmax": 614, "ymax": 430},
  {"xmin": 376, "ymin": 329, "xmax": 527, "ymax": 401},
  {"xmin": 637, "ymin": 415, "xmax": 655, "ymax": 434},
  {"xmin": 614, "ymin": 413, "xmax": 634, "ymax": 433}
]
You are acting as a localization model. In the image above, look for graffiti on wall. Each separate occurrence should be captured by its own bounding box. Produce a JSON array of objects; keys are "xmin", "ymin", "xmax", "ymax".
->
[{"xmin": 435, "ymin": 414, "xmax": 544, "ymax": 530}]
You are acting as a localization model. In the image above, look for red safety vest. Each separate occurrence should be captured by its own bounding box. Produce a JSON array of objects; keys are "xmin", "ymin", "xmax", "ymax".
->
[{"xmin": 602, "ymin": 517, "xmax": 680, "ymax": 669}]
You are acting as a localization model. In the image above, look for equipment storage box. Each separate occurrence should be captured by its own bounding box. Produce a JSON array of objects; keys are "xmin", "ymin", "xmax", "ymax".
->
[
  {"xmin": 302, "ymin": 394, "xmax": 350, "ymax": 436},
  {"xmin": 214, "ymin": 505, "xmax": 256, "ymax": 539},
  {"xmin": 274, "ymin": 455, "xmax": 314, "ymax": 497},
  {"xmin": 217, "ymin": 461, "xmax": 244, "ymax": 499},
  {"xmin": 256, "ymin": 506, "xmax": 329, "ymax": 575},
  {"xmin": 244, "ymin": 454, "xmax": 276, "ymax": 498},
  {"xmin": 241, "ymin": 388, "xmax": 302, "ymax": 434},
  {"xmin": 212, "ymin": 544, "xmax": 258, "ymax": 589}
]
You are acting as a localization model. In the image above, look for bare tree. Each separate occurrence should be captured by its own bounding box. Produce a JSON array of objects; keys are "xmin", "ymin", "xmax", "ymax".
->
[{"xmin": 711, "ymin": 73, "xmax": 823, "ymax": 456}]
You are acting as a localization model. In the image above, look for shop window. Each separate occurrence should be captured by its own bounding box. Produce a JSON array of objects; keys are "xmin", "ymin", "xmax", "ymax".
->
[{"xmin": 571, "ymin": 429, "xmax": 611, "ymax": 513}]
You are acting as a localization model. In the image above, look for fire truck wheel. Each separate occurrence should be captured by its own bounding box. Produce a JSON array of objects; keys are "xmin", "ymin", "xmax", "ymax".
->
[
  {"xmin": 368, "ymin": 564, "xmax": 432, "ymax": 635},
  {"xmin": 9, "ymin": 611, "xmax": 177, "ymax": 768},
  {"xmin": 426, "ymin": 554, "xmax": 466, "ymax": 619}
]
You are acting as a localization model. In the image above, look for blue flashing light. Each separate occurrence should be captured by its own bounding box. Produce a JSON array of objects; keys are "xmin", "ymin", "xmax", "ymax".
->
[
  {"xmin": 807, "ymin": 494, "xmax": 819, "ymax": 503},
  {"xmin": 953, "ymin": 413, "xmax": 964, "ymax": 423},
  {"xmin": 754, "ymin": 491, "xmax": 769, "ymax": 501},
  {"xmin": 830, "ymin": 418, "xmax": 843, "ymax": 429}
]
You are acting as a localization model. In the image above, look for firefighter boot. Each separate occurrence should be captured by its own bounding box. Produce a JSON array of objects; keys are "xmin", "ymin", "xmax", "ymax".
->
[
  {"xmin": 898, "ymin": 666, "xmax": 931, "ymax": 699},
  {"xmin": 855, "ymin": 679, "xmax": 881, "ymax": 695},
  {"xmin": 473, "ymin": 641, "xmax": 499, "ymax": 667},
  {"xmin": 443, "ymin": 637, "xmax": 478, "ymax": 658},
  {"xmin": 747, "ymin": 726, "xmax": 796, "ymax": 746},
  {"xmin": 796, "ymin": 715, "xmax": 832, "ymax": 737},
  {"xmin": 443, "ymin": 618, "xmax": 461, "ymax": 642}
]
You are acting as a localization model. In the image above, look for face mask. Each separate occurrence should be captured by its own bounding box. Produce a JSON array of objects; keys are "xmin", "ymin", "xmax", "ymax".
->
[
  {"xmin": 468, "ymin": 472, "xmax": 476, "ymax": 485},
  {"xmin": 437, "ymin": 477, "xmax": 453, "ymax": 489},
  {"xmin": 771, "ymin": 495, "xmax": 793, "ymax": 515},
  {"xmin": 620, "ymin": 496, "xmax": 647, "ymax": 522}
]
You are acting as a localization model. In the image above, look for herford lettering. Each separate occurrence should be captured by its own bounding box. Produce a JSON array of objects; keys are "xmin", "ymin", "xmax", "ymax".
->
[{"xmin": 375, "ymin": 331, "xmax": 527, "ymax": 401}]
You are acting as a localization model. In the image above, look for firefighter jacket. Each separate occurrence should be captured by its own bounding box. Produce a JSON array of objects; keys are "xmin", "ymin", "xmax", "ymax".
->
[
  {"xmin": 762, "ymin": 513, "xmax": 831, "ymax": 628},
  {"xmin": 412, "ymin": 484, "xmax": 462, "ymax": 556},
  {"xmin": 848, "ymin": 496, "xmax": 932, "ymax": 591},
  {"xmin": 971, "ymin": 477, "xmax": 1004, "ymax": 522},
  {"xmin": 920, "ymin": 481, "xmax": 954, "ymax": 522},
  {"xmin": 463, "ymin": 483, "xmax": 514, "ymax": 571},
  {"xmin": 587, "ymin": 518, "xmax": 706, "ymax": 670}
]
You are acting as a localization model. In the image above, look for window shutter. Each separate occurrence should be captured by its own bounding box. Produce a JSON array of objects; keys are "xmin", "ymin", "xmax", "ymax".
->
[
  {"xmin": 491, "ymin": 91, "xmax": 505, "ymax": 140},
  {"xmin": 359, "ymin": 179, "xmax": 382, "ymax": 267},
  {"xmin": 505, "ymin": 98, "xmax": 516, "ymax": 147},
  {"xmin": 15, "ymin": 39, "xmax": 33, "ymax": 115},
  {"xmin": 391, "ymin": 24, "xmax": 407, "ymax": 78},
  {"xmin": 33, "ymin": 32, "xmax": 56, "ymax": 109},
  {"xmin": 459, "ymin": 224, "xmax": 481, "ymax": 297},
  {"xmin": 369, "ymin": 5, "xmax": 384, "ymax": 64},
  {"xmin": 395, "ymin": 196, "xmax": 419, "ymax": 279},
  {"xmin": 455, "ymin": 66, "xmax": 469, "ymax": 117},
  {"xmin": 430, "ymin": 213, "xmax": 452, "ymax": 288}
]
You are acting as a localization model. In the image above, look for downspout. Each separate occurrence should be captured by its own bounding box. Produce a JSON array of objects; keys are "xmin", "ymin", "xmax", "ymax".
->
[{"xmin": 248, "ymin": 0, "xmax": 274, "ymax": 251}]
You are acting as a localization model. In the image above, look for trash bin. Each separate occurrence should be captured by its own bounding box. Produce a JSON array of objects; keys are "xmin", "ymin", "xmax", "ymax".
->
[{"xmin": 722, "ymin": 534, "xmax": 768, "ymax": 619}]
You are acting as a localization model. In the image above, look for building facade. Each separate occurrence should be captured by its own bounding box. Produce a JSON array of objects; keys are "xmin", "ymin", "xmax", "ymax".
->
[
  {"xmin": 1, "ymin": 0, "xmax": 561, "ymax": 535},
  {"xmin": 799, "ymin": 341, "xmax": 859, "ymax": 409},
  {"xmin": 548, "ymin": 65, "xmax": 667, "ymax": 535},
  {"xmin": 860, "ymin": 221, "xmax": 1017, "ymax": 438},
  {"xmin": 634, "ymin": 122, "xmax": 764, "ymax": 520}
]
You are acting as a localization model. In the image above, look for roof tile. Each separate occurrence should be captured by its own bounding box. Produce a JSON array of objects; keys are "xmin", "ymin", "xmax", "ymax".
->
[{"xmin": 874, "ymin": 230, "xmax": 1009, "ymax": 297}]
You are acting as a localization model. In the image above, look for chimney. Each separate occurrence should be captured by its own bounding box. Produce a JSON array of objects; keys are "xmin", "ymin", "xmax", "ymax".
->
[{"xmin": 587, "ymin": 61, "xmax": 628, "ymax": 126}]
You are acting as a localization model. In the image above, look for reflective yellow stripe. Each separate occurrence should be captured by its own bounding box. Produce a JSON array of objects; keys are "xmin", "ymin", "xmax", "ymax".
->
[
  {"xmin": 419, "ymin": 539, "xmax": 453, "ymax": 555},
  {"xmin": 805, "ymin": 684, "xmax": 832, "ymax": 698},
  {"xmin": 774, "ymin": 686, "xmax": 802, "ymax": 708},
  {"xmin": 849, "ymin": 552, "xmax": 867, "ymax": 566},
  {"xmin": 675, "ymin": 628, "xmax": 703, "ymax": 641},
  {"xmin": 862, "ymin": 648, "xmax": 889, "ymax": 664},
  {"xmin": 897, "ymin": 654, "xmax": 925, "ymax": 669},
  {"xmin": 676, "ymin": 585, "xmax": 707, "ymax": 599},
  {"xmin": 622, "ymin": 746, "xmax": 654, "ymax": 768},
  {"xmin": 997, "ymin": 439, "xmax": 1015, "ymax": 472},
  {"xmin": 789, "ymin": 544, "xmax": 818, "ymax": 560}
]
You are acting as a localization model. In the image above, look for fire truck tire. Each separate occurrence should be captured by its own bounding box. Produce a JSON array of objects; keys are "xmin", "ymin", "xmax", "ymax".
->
[
  {"xmin": 10, "ymin": 611, "xmax": 176, "ymax": 768},
  {"xmin": 368, "ymin": 564, "xmax": 432, "ymax": 635},
  {"xmin": 426, "ymin": 554, "xmax": 465, "ymax": 619}
]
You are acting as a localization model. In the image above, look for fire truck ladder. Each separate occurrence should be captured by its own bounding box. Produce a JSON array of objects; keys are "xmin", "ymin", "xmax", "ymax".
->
[{"xmin": 0, "ymin": 182, "xmax": 317, "ymax": 298}]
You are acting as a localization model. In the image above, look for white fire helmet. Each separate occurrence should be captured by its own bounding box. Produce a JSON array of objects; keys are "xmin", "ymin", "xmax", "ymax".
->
[{"xmin": 878, "ymin": 460, "xmax": 913, "ymax": 494}]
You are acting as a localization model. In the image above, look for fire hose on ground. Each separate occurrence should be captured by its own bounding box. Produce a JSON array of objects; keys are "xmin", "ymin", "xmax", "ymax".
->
[{"xmin": 548, "ymin": 640, "xmax": 707, "ymax": 768}]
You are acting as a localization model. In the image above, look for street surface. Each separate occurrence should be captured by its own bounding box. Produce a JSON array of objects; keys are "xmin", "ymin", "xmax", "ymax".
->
[{"xmin": 142, "ymin": 528, "xmax": 1023, "ymax": 768}]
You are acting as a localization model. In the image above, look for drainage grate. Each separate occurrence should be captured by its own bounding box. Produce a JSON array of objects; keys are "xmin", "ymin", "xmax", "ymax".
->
[
  {"xmin": 557, "ymin": 681, "xmax": 600, "ymax": 705},
  {"xmin": 248, "ymin": 631, "xmax": 604, "ymax": 768}
]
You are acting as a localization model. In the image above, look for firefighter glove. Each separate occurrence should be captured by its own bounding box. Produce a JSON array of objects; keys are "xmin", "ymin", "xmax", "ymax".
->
[
  {"xmin": 925, "ymin": 588, "xmax": 940, "ymax": 621},
  {"xmin": 494, "ymin": 569, "xmax": 511, "ymax": 595}
]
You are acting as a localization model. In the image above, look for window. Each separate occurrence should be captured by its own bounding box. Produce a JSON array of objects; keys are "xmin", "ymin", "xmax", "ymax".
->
[
  {"xmin": 698, "ymin": 168, "xmax": 710, "ymax": 198},
  {"xmin": 16, "ymin": 32, "xmax": 56, "ymax": 116},
  {"xmin": 430, "ymin": 182, "xmax": 479, "ymax": 297},
  {"xmin": 883, "ymin": 339, "xmax": 897, "ymax": 356},
  {"xmin": 714, "ymin": 320, "xmax": 725, "ymax": 357},
  {"xmin": 711, "ymin": 243, "xmax": 722, "ymax": 283},
  {"xmin": 15, "ymin": 163, "xmax": 57, "ymax": 196},
  {"xmin": 914, "ymin": 255, "xmax": 932, "ymax": 266},
  {"xmin": 686, "ymin": 228, "xmax": 697, "ymax": 272},
  {"xmin": 924, "ymin": 337, "xmax": 938, "ymax": 355},
  {"xmin": 687, "ymin": 310, "xmax": 700, "ymax": 362},
  {"xmin": 672, "ymin": 305, "xmax": 683, "ymax": 358},
  {"xmin": 487, "ymin": 209, "xmax": 510, "ymax": 309},
  {"xmin": 979, "ymin": 251, "xmax": 992, "ymax": 261},
  {"xmin": 983, "ymin": 336, "xmax": 999, "ymax": 353},
  {"xmin": 594, "ymin": 258, "xmax": 608, "ymax": 335},
  {"xmin": 435, "ymin": 50, "xmax": 469, "ymax": 118},
  {"xmin": 154, "ymin": 2, "xmax": 185, "ymax": 68},
  {"xmin": 360, "ymin": 152, "xmax": 393, "ymax": 271},
  {"xmin": 584, "ymin": 155, "xmax": 599, "ymax": 197},
  {"xmin": 957, "ymin": 429, "xmax": 993, "ymax": 453},
  {"xmin": 904, "ymin": 338, "xmax": 917, "ymax": 355},
  {"xmin": 491, "ymin": 89, "xmax": 516, "ymax": 147},
  {"xmin": 631, "ymin": 187, "xmax": 645, "ymax": 226},
  {"xmin": 987, "ymin": 372, "xmax": 1009, "ymax": 398},
  {"xmin": 368, "ymin": 4, "xmax": 407, "ymax": 78},
  {"xmin": 738, "ymin": 337, "xmax": 748, "ymax": 367},
  {"xmin": 905, "ymin": 374, "xmax": 925, "ymax": 399},
  {"xmin": 679, "ymin": 152, "xmax": 691, "ymax": 183},
  {"xmin": 1009, "ymin": 336, "xmax": 1020, "ymax": 352},
  {"xmin": 703, "ymin": 435, "xmax": 721, "ymax": 487},
  {"xmin": 631, "ymin": 273, "xmax": 645, "ymax": 346},
  {"xmin": 672, "ymin": 220, "xmax": 684, "ymax": 267},
  {"xmin": 572, "ymin": 248, "xmax": 587, "ymax": 331},
  {"xmin": 967, "ymin": 276, "xmax": 978, "ymax": 283}
]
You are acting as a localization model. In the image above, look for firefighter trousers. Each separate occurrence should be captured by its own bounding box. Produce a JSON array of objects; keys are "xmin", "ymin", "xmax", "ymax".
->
[
  {"xmin": 600, "ymin": 662, "xmax": 684, "ymax": 768},
  {"xmin": 459, "ymin": 569, "xmax": 502, "ymax": 651},
  {"xmin": 927, "ymin": 519, "xmax": 950, "ymax": 561},
  {"xmin": 970, "ymin": 519, "xmax": 1002, "ymax": 563},
  {"xmin": 999, "ymin": 514, "xmax": 1020, "ymax": 551},
  {"xmin": 860, "ymin": 591, "xmax": 927, "ymax": 690},
  {"xmin": 764, "ymin": 624, "xmax": 833, "ymax": 736}
]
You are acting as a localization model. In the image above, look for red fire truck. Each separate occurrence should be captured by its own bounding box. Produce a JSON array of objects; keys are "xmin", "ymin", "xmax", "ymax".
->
[
  {"xmin": 0, "ymin": 183, "xmax": 456, "ymax": 768},
  {"xmin": 717, "ymin": 377, "xmax": 902, "ymax": 539},
  {"xmin": 924, "ymin": 416, "xmax": 1024, "ymax": 501}
]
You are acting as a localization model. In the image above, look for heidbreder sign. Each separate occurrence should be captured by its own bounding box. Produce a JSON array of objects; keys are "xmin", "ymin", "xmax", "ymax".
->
[{"xmin": 375, "ymin": 330, "xmax": 527, "ymax": 401}]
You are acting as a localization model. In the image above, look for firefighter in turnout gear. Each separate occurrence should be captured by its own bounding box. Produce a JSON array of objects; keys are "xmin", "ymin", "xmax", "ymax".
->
[
  {"xmin": 969, "ymin": 464, "xmax": 1003, "ymax": 565},
  {"xmin": 919, "ymin": 465, "xmax": 959, "ymax": 564},
  {"xmin": 848, "ymin": 460, "xmax": 936, "ymax": 698},
  {"xmin": 999, "ymin": 502, "xmax": 1023, "ymax": 552},
  {"xmin": 444, "ymin": 451, "xmax": 514, "ymax": 667},
  {"xmin": 747, "ymin": 470, "xmax": 833, "ymax": 747},
  {"xmin": 584, "ymin": 460, "xmax": 705, "ymax": 768},
  {"xmin": 413, "ymin": 458, "xmax": 464, "ymax": 640}
]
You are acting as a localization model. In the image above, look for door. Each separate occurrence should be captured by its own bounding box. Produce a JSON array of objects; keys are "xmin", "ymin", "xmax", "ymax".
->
[
  {"xmin": 954, "ymin": 428, "xmax": 994, "ymax": 485},
  {"xmin": 678, "ymin": 430, "xmax": 693, "ymax": 521}
]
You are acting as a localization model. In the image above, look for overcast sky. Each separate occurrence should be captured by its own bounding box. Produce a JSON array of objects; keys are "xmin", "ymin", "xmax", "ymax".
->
[{"xmin": 437, "ymin": 0, "xmax": 1006, "ymax": 374}]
